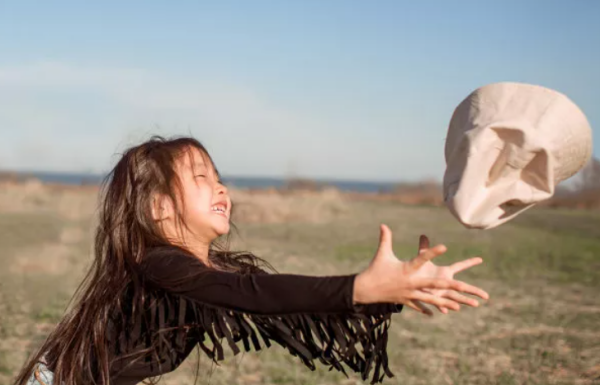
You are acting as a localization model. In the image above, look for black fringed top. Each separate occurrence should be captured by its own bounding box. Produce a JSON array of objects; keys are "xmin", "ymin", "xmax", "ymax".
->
[{"xmin": 108, "ymin": 246, "xmax": 403, "ymax": 385}]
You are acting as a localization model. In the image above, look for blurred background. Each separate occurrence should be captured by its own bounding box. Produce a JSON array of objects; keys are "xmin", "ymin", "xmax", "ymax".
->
[{"xmin": 0, "ymin": 1, "xmax": 599, "ymax": 384}]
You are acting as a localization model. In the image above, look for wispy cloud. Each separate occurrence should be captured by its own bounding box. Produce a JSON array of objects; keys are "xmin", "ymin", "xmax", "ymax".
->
[{"xmin": 0, "ymin": 62, "xmax": 441, "ymax": 180}]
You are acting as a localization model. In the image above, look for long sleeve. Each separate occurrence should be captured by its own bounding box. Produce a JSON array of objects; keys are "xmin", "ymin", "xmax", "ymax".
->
[
  {"xmin": 136, "ymin": 247, "xmax": 402, "ymax": 384},
  {"xmin": 142, "ymin": 249, "xmax": 359, "ymax": 315}
]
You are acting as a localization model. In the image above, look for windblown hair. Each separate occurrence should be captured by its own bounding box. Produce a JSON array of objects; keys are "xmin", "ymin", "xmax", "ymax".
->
[{"xmin": 13, "ymin": 136, "xmax": 274, "ymax": 385}]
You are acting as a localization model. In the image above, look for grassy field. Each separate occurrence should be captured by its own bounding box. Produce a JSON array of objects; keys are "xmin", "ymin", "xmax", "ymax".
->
[{"xmin": 0, "ymin": 183, "xmax": 599, "ymax": 385}]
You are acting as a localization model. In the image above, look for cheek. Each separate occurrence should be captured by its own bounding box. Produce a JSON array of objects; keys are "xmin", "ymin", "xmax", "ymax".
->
[{"xmin": 182, "ymin": 185, "xmax": 213, "ymax": 217}]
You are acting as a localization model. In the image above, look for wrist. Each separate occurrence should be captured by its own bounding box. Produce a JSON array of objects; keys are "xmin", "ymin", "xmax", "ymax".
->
[{"xmin": 352, "ymin": 272, "xmax": 372, "ymax": 305}]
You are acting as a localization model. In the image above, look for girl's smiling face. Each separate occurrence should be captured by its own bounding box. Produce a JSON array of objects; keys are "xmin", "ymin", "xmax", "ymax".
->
[
  {"xmin": 160, "ymin": 146, "xmax": 231, "ymax": 249},
  {"xmin": 181, "ymin": 147, "xmax": 231, "ymax": 240}
]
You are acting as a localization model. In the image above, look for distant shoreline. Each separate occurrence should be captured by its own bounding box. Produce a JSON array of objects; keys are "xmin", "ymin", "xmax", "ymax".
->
[
  {"xmin": 2, "ymin": 170, "xmax": 597, "ymax": 210},
  {"xmin": 0, "ymin": 170, "xmax": 414, "ymax": 194}
]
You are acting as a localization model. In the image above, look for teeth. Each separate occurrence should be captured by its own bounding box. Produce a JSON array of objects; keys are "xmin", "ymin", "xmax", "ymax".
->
[{"xmin": 212, "ymin": 205, "xmax": 226, "ymax": 214}]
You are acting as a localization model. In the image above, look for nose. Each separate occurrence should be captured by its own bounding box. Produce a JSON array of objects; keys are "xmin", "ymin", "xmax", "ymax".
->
[{"xmin": 215, "ymin": 180, "xmax": 228, "ymax": 196}]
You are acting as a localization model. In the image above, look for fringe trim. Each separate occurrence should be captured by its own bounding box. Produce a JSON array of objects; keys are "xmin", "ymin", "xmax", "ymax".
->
[{"xmin": 141, "ymin": 294, "xmax": 396, "ymax": 384}]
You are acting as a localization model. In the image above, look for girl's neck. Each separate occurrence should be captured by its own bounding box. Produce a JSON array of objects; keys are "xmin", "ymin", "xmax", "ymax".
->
[
  {"xmin": 161, "ymin": 225, "xmax": 212, "ymax": 266},
  {"xmin": 183, "ymin": 241, "xmax": 211, "ymax": 265}
]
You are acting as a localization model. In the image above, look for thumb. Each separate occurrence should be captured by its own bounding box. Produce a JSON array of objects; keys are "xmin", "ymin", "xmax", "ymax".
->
[
  {"xmin": 418, "ymin": 235, "xmax": 430, "ymax": 255},
  {"xmin": 375, "ymin": 224, "xmax": 393, "ymax": 257}
]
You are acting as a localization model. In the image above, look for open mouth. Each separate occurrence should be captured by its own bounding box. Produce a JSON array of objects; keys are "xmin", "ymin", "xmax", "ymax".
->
[{"xmin": 211, "ymin": 202, "xmax": 228, "ymax": 217}]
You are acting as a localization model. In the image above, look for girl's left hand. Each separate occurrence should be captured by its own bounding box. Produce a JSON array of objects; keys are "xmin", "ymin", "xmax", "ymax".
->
[{"xmin": 412, "ymin": 235, "xmax": 483, "ymax": 314}]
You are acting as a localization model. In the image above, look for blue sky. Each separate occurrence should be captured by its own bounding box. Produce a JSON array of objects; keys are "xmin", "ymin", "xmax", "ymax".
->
[{"xmin": 0, "ymin": 1, "xmax": 598, "ymax": 182}]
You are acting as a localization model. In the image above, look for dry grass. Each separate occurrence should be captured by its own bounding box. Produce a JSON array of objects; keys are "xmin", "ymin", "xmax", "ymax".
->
[
  {"xmin": 230, "ymin": 187, "xmax": 349, "ymax": 224},
  {"xmin": 1, "ymin": 182, "xmax": 599, "ymax": 385}
]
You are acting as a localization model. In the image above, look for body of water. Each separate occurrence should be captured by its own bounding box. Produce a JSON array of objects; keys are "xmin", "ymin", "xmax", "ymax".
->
[{"xmin": 9, "ymin": 171, "xmax": 400, "ymax": 193}]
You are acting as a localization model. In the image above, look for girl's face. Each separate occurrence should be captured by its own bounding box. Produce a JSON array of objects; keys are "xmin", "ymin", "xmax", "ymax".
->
[{"xmin": 171, "ymin": 147, "xmax": 231, "ymax": 244}]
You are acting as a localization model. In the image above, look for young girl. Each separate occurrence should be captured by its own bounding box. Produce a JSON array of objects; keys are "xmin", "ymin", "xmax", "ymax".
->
[{"xmin": 15, "ymin": 136, "xmax": 488, "ymax": 385}]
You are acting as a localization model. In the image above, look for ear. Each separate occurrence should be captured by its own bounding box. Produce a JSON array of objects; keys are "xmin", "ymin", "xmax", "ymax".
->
[{"xmin": 151, "ymin": 194, "xmax": 174, "ymax": 222}]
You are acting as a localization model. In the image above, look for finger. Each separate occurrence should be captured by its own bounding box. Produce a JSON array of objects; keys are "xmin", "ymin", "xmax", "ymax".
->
[
  {"xmin": 418, "ymin": 235, "xmax": 430, "ymax": 254},
  {"xmin": 410, "ymin": 244, "xmax": 447, "ymax": 269},
  {"xmin": 449, "ymin": 257, "xmax": 483, "ymax": 274},
  {"xmin": 421, "ymin": 288, "xmax": 449, "ymax": 314},
  {"xmin": 376, "ymin": 224, "xmax": 393, "ymax": 255},
  {"xmin": 452, "ymin": 280, "xmax": 489, "ymax": 300},
  {"xmin": 405, "ymin": 301, "xmax": 424, "ymax": 314},
  {"xmin": 405, "ymin": 300, "xmax": 433, "ymax": 317},
  {"xmin": 441, "ymin": 291, "xmax": 480, "ymax": 308},
  {"xmin": 414, "ymin": 278, "xmax": 490, "ymax": 300},
  {"xmin": 411, "ymin": 291, "xmax": 461, "ymax": 312},
  {"xmin": 413, "ymin": 300, "xmax": 435, "ymax": 316}
]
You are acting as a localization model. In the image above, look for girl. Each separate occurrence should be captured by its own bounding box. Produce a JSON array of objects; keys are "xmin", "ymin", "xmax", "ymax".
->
[{"xmin": 15, "ymin": 136, "xmax": 488, "ymax": 385}]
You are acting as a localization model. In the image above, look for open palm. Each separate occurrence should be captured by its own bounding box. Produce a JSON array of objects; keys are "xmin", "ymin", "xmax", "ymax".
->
[{"xmin": 412, "ymin": 235, "xmax": 483, "ymax": 314}]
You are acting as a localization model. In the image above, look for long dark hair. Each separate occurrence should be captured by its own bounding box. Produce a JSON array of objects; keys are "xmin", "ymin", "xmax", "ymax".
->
[{"xmin": 13, "ymin": 136, "xmax": 274, "ymax": 385}]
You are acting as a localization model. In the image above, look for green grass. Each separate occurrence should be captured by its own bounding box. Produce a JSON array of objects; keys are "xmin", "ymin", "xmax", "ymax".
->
[{"xmin": 1, "ymin": 197, "xmax": 600, "ymax": 385}]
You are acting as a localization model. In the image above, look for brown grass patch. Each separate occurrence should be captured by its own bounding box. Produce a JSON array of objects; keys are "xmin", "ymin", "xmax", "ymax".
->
[{"xmin": 230, "ymin": 187, "xmax": 349, "ymax": 224}]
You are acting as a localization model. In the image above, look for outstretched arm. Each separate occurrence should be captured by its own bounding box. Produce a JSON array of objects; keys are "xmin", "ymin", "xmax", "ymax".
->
[
  {"xmin": 138, "ymin": 226, "xmax": 489, "ymax": 384},
  {"xmin": 139, "ymin": 246, "xmax": 402, "ymax": 384},
  {"xmin": 141, "ymin": 224, "xmax": 488, "ymax": 318},
  {"xmin": 141, "ymin": 249, "xmax": 366, "ymax": 315}
]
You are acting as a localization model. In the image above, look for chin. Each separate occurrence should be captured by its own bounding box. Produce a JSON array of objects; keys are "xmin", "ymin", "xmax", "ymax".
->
[{"xmin": 214, "ymin": 223, "xmax": 231, "ymax": 236}]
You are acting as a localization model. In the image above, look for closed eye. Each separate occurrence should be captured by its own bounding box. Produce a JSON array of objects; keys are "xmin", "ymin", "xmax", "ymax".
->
[{"xmin": 195, "ymin": 174, "xmax": 206, "ymax": 178}]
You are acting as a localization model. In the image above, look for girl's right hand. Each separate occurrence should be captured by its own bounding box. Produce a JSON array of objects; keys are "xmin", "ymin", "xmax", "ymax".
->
[{"xmin": 353, "ymin": 224, "xmax": 489, "ymax": 316}]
